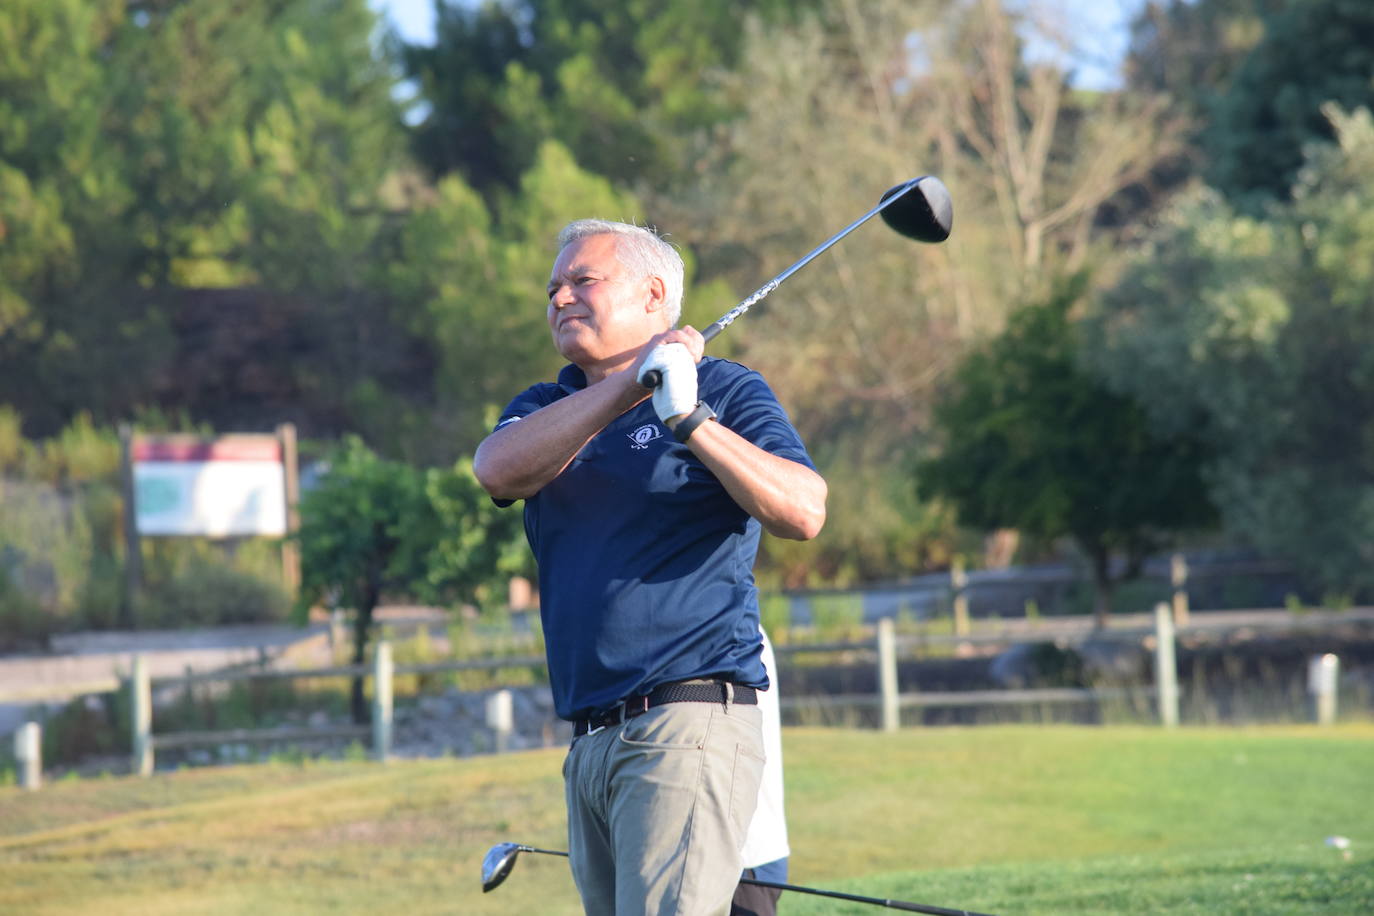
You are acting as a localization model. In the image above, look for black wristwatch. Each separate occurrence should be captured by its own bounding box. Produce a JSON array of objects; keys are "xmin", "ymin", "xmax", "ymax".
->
[{"xmin": 673, "ymin": 401, "xmax": 717, "ymax": 443}]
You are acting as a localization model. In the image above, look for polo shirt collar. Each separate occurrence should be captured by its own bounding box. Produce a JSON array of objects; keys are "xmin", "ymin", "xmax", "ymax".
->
[{"xmin": 557, "ymin": 363, "xmax": 589, "ymax": 393}]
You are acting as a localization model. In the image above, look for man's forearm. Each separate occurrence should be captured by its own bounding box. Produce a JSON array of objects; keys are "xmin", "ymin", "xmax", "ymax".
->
[
  {"xmin": 679, "ymin": 420, "xmax": 827, "ymax": 541},
  {"xmin": 473, "ymin": 372, "xmax": 648, "ymax": 500}
]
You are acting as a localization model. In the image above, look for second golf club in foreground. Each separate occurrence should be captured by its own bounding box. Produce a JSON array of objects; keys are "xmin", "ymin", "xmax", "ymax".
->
[
  {"xmin": 480, "ymin": 841, "xmax": 997, "ymax": 916},
  {"xmin": 640, "ymin": 174, "xmax": 952, "ymax": 387}
]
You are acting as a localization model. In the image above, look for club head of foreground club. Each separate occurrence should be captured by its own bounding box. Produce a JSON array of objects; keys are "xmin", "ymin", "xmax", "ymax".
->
[
  {"xmin": 481, "ymin": 842, "xmax": 521, "ymax": 893},
  {"xmin": 878, "ymin": 175, "xmax": 953, "ymax": 243}
]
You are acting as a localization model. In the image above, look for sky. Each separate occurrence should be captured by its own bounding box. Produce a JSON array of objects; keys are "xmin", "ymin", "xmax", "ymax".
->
[{"xmin": 370, "ymin": 0, "xmax": 1145, "ymax": 91}]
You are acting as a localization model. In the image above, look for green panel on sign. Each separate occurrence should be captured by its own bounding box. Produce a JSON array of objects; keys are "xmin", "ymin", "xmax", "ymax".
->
[{"xmin": 137, "ymin": 476, "xmax": 183, "ymax": 515}]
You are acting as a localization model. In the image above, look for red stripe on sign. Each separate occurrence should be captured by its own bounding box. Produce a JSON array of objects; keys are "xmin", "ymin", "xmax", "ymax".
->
[{"xmin": 132, "ymin": 436, "xmax": 281, "ymax": 462}]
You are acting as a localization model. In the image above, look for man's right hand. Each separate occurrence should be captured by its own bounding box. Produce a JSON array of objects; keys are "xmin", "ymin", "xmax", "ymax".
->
[{"xmin": 636, "ymin": 343, "xmax": 698, "ymax": 424}]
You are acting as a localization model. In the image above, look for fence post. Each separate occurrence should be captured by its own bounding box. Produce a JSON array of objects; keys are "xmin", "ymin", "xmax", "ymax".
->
[
  {"xmin": 372, "ymin": 641, "xmax": 393, "ymax": 761},
  {"xmin": 14, "ymin": 722, "xmax": 41, "ymax": 790},
  {"xmin": 1308, "ymin": 654, "xmax": 1340, "ymax": 726},
  {"xmin": 877, "ymin": 617, "xmax": 899, "ymax": 733},
  {"xmin": 1153, "ymin": 602, "xmax": 1179, "ymax": 728},
  {"xmin": 131, "ymin": 654, "xmax": 153, "ymax": 776},
  {"xmin": 486, "ymin": 689, "xmax": 514, "ymax": 753},
  {"xmin": 951, "ymin": 557, "xmax": 970, "ymax": 637},
  {"xmin": 1170, "ymin": 553, "xmax": 1190, "ymax": 627}
]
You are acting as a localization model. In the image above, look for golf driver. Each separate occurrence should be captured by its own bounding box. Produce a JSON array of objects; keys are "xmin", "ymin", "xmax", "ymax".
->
[
  {"xmin": 641, "ymin": 175, "xmax": 953, "ymax": 387},
  {"xmin": 480, "ymin": 841, "xmax": 996, "ymax": 916}
]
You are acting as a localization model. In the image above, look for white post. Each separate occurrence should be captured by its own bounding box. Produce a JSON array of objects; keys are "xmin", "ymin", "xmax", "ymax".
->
[
  {"xmin": 1153, "ymin": 602, "xmax": 1179, "ymax": 728},
  {"xmin": 329, "ymin": 609, "xmax": 346, "ymax": 660},
  {"xmin": 951, "ymin": 557, "xmax": 970, "ymax": 637},
  {"xmin": 1170, "ymin": 552, "xmax": 1190, "ymax": 627},
  {"xmin": 14, "ymin": 722, "xmax": 41, "ymax": 790},
  {"xmin": 1308, "ymin": 654, "xmax": 1340, "ymax": 726},
  {"xmin": 372, "ymin": 641, "xmax": 393, "ymax": 761},
  {"xmin": 131, "ymin": 654, "xmax": 153, "ymax": 777},
  {"xmin": 485, "ymin": 689, "xmax": 514, "ymax": 753},
  {"xmin": 877, "ymin": 617, "xmax": 899, "ymax": 733}
]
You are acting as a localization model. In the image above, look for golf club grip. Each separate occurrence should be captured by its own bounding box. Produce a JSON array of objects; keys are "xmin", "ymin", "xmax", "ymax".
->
[{"xmin": 640, "ymin": 321, "xmax": 725, "ymax": 389}]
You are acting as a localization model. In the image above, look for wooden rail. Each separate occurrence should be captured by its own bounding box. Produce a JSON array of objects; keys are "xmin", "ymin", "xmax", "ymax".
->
[{"xmin": 5, "ymin": 604, "xmax": 1360, "ymax": 782}]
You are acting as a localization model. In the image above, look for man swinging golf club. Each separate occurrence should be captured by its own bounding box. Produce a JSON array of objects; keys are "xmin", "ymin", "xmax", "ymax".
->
[{"xmin": 473, "ymin": 219, "xmax": 826, "ymax": 916}]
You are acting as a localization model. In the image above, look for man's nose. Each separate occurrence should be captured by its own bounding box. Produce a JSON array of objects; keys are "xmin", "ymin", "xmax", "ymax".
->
[{"xmin": 550, "ymin": 284, "xmax": 573, "ymax": 307}]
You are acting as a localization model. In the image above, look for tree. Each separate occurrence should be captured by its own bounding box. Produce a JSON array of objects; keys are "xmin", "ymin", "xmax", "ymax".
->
[
  {"xmin": 1112, "ymin": 0, "xmax": 1295, "ymax": 226},
  {"xmin": 294, "ymin": 438, "xmax": 528, "ymax": 722},
  {"xmin": 664, "ymin": 0, "xmax": 1188, "ymax": 583},
  {"xmin": 1123, "ymin": 0, "xmax": 1294, "ymax": 121},
  {"xmin": 399, "ymin": 0, "xmax": 823, "ymax": 196},
  {"xmin": 918, "ymin": 275, "xmax": 1215, "ymax": 626},
  {"xmin": 0, "ymin": 0, "xmax": 437, "ymax": 454},
  {"xmin": 1084, "ymin": 106, "xmax": 1374, "ymax": 601},
  {"xmin": 1203, "ymin": 0, "xmax": 1374, "ymax": 211}
]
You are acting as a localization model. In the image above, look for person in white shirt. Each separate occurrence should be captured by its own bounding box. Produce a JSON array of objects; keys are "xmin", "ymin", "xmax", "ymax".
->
[{"xmin": 732, "ymin": 628, "xmax": 789, "ymax": 916}]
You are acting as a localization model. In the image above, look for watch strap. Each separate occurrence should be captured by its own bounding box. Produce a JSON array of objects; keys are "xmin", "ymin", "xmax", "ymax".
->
[{"xmin": 673, "ymin": 401, "xmax": 717, "ymax": 443}]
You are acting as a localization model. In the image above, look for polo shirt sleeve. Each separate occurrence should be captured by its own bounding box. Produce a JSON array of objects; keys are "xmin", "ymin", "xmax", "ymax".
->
[
  {"xmin": 487, "ymin": 384, "xmax": 559, "ymax": 508},
  {"xmin": 713, "ymin": 369, "xmax": 817, "ymax": 471},
  {"xmin": 494, "ymin": 384, "xmax": 554, "ymax": 432}
]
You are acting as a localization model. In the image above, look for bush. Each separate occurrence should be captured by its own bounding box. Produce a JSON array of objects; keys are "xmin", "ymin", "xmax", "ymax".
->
[
  {"xmin": 0, "ymin": 566, "xmax": 50, "ymax": 651},
  {"xmin": 140, "ymin": 561, "xmax": 291, "ymax": 628}
]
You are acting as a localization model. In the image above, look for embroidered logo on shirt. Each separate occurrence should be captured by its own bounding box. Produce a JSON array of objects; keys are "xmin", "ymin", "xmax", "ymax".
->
[{"xmin": 628, "ymin": 424, "xmax": 662, "ymax": 450}]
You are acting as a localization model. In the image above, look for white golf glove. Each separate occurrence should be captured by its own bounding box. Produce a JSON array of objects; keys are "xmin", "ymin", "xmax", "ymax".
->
[{"xmin": 636, "ymin": 342, "xmax": 698, "ymax": 423}]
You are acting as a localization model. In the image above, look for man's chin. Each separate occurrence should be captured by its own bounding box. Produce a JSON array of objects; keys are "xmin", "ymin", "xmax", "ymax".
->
[{"xmin": 554, "ymin": 336, "xmax": 593, "ymax": 365}]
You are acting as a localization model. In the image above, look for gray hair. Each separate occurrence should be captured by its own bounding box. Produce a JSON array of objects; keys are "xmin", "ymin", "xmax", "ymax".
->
[{"xmin": 557, "ymin": 219, "xmax": 684, "ymax": 327}]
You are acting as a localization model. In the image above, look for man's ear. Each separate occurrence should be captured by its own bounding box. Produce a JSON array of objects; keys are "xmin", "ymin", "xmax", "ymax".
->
[{"xmin": 643, "ymin": 275, "xmax": 667, "ymax": 314}]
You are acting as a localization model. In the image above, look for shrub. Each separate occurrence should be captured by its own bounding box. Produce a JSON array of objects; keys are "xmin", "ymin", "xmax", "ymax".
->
[{"xmin": 140, "ymin": 561, "xmax": 291, "ymax": 628}]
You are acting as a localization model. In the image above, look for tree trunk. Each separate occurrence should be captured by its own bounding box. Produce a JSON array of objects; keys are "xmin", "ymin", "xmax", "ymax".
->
[{"xmin": 349, "ymin": 587, "xmax": 378, "ymax": 725}]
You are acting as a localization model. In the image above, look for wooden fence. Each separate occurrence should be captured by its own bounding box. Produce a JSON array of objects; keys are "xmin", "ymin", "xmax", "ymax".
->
[{"xmin": 6, "ymin": 603, "xmax": 1363, "ymax": 786}]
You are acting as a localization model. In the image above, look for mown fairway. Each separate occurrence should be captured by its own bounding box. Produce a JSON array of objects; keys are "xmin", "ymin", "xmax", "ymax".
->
[{"xmin": 1, "ymin": 725, "xmax": 1370, "ymax": 915}]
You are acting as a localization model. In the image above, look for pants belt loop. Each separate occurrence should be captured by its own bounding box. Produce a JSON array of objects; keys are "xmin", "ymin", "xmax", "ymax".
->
[{"xmin": 724, "ymin": 682, "xmax": 735, "ymax": 709}]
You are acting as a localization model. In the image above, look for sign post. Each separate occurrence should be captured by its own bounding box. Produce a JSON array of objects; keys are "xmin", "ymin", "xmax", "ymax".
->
[{"xmin": 119, "ymin": 424, "xmax": 142, "ymax": 628}]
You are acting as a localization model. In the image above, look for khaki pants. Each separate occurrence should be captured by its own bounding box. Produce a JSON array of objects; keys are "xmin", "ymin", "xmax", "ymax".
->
[{"xmin": 564, "ymin": 700, "xmax": 765, "ymax": 916}]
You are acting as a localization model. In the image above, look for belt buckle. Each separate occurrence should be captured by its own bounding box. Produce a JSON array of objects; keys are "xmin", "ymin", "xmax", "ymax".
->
[{"xmin": 584, "ymin": 700, "xmax": 625, "ymax": 737}]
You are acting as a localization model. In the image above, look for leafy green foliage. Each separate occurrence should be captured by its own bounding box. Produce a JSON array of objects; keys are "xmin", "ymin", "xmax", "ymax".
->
[
  {"xmin": 1087, "ymin": 106, "xmax": 1374, "ymax": 600},
  {"xmin": 0, "ymin": 0, "xmax": 430, "ymax": 450},
  {"xmin": 140, "ymin": 558, "xmax": 290, "ymax": 629},
  {"xmin": 918, "ymin": 274, "xmax": 1215, "ymax": 622},
  {"xmin": 0, "ymin": 412, "xmax": 312, "ymax": 642},
  {"xmin": 400, "ymin": 0, "xmax": 822, "ymax": 194},
  {"xmin": 293, "ymin": 437, "xmax": 529, "ymax": 718},
  {"xmin": 1123, "ymin": 0, "xmax": 1294, "ymax": 120},
  {"xmin": 1204, "ymin": 0, "xmax": 1374, "ymax": 211},
  {"xmin": 415, "ymin": 458, "xmax": 530, "ymax": 607}
]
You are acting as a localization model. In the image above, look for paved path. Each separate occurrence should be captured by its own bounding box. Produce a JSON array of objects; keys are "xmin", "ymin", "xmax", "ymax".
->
[{"xmin": 0, "ymin": 607, "xmax": 451, "ymax": 736}]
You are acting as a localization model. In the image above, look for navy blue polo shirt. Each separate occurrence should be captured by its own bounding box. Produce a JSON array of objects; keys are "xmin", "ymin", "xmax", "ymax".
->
[{"xmin": 495, "ymin": 356, "xmax": 816, "ymax": 721}]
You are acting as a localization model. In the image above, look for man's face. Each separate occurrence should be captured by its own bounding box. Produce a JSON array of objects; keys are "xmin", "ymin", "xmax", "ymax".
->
[{"xmin": 546, "ymin": 234, "xmax": 666, "ymax": 370}]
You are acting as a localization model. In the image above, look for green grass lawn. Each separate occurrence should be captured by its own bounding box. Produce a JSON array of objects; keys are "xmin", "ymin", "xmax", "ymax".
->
[{"xmin": 1, "ymin": 725, "xmax": 1370, "ymax": 915}]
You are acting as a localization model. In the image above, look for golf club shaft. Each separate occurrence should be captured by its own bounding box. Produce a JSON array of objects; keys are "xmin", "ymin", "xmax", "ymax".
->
[
  {"xmin": 739, "ymin": 876, "xmax": 995, "ymax": 916},
  {"xmin": 641, "ymin": 180, "xmax": 924, "ymax": 388},
  {"xmin": 507, "ymin": 844, "xmax": 995, "ymax": 915}
]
